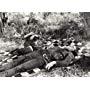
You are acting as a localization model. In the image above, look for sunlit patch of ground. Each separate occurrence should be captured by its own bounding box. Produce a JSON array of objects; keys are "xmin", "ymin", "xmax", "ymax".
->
[
  {"xmin": 0, "ymin": 38, "xmax": 18, "ymax": 61},
  {"xmin": 30, "ymin": 65, "xmax": 88, "ymax": 77}
]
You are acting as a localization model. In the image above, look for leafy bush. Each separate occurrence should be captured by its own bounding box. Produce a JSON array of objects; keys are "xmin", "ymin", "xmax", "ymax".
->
[{"xmin": 2, "ymin": 12, "xmax": 87, "ymax": 43}]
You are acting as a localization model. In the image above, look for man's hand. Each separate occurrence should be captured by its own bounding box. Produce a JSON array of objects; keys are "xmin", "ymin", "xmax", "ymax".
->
[{"xmin": 45, "ymin": 61, "xmax": 56, "ymax": 70}]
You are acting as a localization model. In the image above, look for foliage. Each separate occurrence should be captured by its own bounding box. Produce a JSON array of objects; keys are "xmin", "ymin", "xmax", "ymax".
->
[{"xmin": 1, "ymin": 12, "xmax": 87, "ymax": 43}]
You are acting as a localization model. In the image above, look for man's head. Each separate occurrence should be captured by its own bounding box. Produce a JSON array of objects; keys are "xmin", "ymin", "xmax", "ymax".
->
[
  {"xmin": 53, "ymin": 52, "xmax": 64, "ymax": 60},
  {"xmin": 48, "ymin": 47, "xmax": 64, "ymax": 60}
]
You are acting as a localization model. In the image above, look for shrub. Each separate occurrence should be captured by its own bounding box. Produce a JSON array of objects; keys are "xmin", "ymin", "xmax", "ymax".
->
[{"xmin": 2, "ymin": 12, "xmax": 86, "ymax": 42}]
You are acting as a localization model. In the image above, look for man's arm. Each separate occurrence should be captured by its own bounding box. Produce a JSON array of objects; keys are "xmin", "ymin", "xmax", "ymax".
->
[
  {"xmin": 45, "ymin": 60, "xmax": 70, "ymax": 70},
  {"xmin": 45, "ymin": 52, "xmax": 74, "ymax": 70},
  {"xmin": 45, "ymin": 61, "xmax": 56, "ymax": 70}
]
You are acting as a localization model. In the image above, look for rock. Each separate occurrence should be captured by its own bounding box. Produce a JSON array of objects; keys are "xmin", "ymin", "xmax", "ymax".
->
[
  {"xmin": 20, "ymin": 72, "xmax": 30, "ymax": 77},
  {"xmin": 33, "ymin": 68, "xmax": 40, "ymax": 73}
]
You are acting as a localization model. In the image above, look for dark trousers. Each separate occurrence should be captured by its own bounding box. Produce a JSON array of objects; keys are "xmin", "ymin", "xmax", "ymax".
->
[
  {"xmin": 0, "ymin": 51, "xmax": 45, "ymax": 77},
  {"xmin": 10, "ymin": 46, "xmax": 33, "ymax": 56},
  {"xmin": 0, "ymin": 59, "xmax": 45, "ymax": 77}
]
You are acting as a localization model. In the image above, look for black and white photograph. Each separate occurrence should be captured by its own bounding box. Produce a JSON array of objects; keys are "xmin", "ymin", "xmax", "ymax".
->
[{"xmin": 0, "ymin": 12, "xmax": 90, "ymax": 77}]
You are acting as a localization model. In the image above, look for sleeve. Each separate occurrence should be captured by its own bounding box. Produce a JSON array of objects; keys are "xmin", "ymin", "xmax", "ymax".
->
[{"xmin": 55, "ymin": 52, "xmax": 74, "ymax": 67}]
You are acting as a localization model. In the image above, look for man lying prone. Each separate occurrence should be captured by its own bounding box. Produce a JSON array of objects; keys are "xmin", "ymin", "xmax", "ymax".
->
[{"xmin": 0, "ymin": 46, "xmax": 78, "ymax": 77}]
